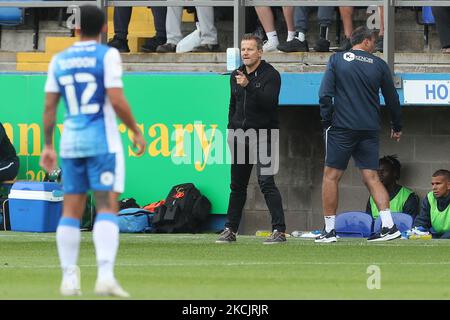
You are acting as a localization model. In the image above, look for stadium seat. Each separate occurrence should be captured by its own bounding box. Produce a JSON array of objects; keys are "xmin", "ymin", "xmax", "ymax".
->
[
  {"xmin": 0, "ymin": 1, "xmax": 24, "ymax": 26},
  {"xmin": 0, "ymin": 0, "xmax": 37, "ymax": 52},
  {"xmin": 422, "ymin": 6, "xmax": 435, "ymax": 24},
  {"xmin": 373, "ymin": 212, "xmax": 413, "ymax": 234},
  {"xmin": 335, "ymin": 211, "xmax": 373, "ymax": 238}
]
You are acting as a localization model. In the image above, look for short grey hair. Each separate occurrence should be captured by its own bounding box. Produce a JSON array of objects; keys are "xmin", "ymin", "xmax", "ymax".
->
[{"xmin": 241, "ymin": 33, "xmax": 263, "ymax": 51}]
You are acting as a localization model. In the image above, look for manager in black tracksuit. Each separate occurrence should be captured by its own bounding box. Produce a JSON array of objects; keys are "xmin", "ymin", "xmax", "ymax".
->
[
  {"xmin": 315, "ymin": 26, "xmax": 403, "ymax": 243},
  {"xmin": 216, "ymin": 34, "xmax": 286, "ymax": 244}
]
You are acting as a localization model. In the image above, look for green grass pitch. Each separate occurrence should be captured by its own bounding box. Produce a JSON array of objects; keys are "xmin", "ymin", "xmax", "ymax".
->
[{"xmin": 1, "ymin": 232, "xmax": 450, "ymax": 300}]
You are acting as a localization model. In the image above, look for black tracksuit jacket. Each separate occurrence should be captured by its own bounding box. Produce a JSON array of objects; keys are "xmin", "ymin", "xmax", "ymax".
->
[
  {"xmin": 0, "ymin": 122, "xmax": 17, "ymax": 161},
  {"xmin": 228, "ymin": 60, "xmax": 280, "ymax": 130}
]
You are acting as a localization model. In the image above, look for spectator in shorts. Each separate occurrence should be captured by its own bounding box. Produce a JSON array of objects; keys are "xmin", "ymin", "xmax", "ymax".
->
[
  {"xmin": 254, "ymin": 6, "xmax": 295, "ymax": 52},
  {"xmin": 337, "ymin": 6, "xmax": 384, "ymax": 52},
  {"xmin": 277, "ymin": 6, "xmax": 335, "ymax": 53}
]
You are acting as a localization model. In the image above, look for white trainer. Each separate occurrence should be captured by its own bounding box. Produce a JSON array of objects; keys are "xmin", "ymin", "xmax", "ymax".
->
[
  {"xmin": 94, "ymin": 278, "xmax": 130, "ymax": 298},
  {"xmin": 314, "ymin": 229, "xmax": 337, "ymax": 243},
  {"xmin": 263, "ymin": 39, "xmax": 279, "ymax": 52},
  {"xmin": 60, "ymin": 265, "xmax": 82, "ymax": 296}
]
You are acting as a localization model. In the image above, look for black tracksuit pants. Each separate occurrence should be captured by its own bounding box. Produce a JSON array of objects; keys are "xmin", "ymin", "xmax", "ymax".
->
[
  {"xmin": 0, "ymin": 157, "xmax": 19, "ymax": 182},
  {"xmin": 225, "ymin": 132, "xmax": 286, "ymax": 233}
]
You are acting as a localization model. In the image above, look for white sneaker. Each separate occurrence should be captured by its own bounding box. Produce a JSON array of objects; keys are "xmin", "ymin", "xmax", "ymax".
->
[
  {"xmin": 367, "ymin": 225, "xmax": 401, "ymax": 242},
  {"xmin": 314, "ymin": 229, "xmax": 337, "ymax": 243},
  {"xmin": 94, "ymin": 278, "xmax": 130, "ymax": 298},
  {"xmin": 263, "ymin": 40, "xmax": 279, "ymax": 52},
  {"xmin": 60, "ymin": 265, "xmax": 82, "ymax": 296}
]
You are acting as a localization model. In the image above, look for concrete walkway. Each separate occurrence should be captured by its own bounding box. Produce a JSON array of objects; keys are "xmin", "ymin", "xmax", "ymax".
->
[{"xmin": 1, "ymin": 51, "xmax": 449, "ymax": 73}]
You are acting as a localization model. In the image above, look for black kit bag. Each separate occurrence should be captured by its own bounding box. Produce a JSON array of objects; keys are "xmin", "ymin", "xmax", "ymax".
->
[
  {"xmin": 152, "ymin": 183, "xmax": 211, "ymax": 233},
  {"xmin": 118, "ymin": 197, "xmax": 140, "ymax": 211}
]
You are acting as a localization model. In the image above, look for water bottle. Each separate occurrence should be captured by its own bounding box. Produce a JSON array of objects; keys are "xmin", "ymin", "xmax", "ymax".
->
[
  {"xmin": 226, "ymin": 48, "xmax": 241, "ymax": 71},
  {"xmin": 255, "ymin": 230, "xmax": 271, "ymax": 237},
  {"xmin": 410, "ymin": 233, "xmax": 432, "ymax": 240},
  {"xmin": 291, "ymin": 231, "xmax": 303, "ymax": 238},
  {"xmin": 422, "ymin": 6, "xmax": 435, "ymax": 24}
]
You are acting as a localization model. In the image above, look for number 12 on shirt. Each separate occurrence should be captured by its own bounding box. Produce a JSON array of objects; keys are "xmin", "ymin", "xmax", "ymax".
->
[{"xmin": 58, "ymin": 72, "xmax": 100, "ymax": 115}]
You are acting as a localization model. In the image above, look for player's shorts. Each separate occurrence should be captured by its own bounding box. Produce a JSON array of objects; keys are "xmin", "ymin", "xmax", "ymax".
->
[
  {"xmin": 324, "ymin": 126, "xmax": 379, "ymax": 170},
  {"xmin": 61, "ymin": 152, "xmax": 124, "ymax": 194}
]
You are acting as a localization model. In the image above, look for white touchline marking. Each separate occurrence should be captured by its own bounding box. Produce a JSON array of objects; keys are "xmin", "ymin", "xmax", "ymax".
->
[{"xmin": 3, "ymin": 261, "xmax": 450, "ymax": 270}]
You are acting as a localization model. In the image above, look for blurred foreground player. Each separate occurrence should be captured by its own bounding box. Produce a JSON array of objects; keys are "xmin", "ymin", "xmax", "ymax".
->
[{"xmin": 40, "ymin": 5, "xmax": 145, "ymax": 297}]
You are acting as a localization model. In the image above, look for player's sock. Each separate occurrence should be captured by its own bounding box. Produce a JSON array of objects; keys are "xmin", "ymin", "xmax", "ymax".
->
[
  {"xmin": 56, "ymin": 217, "xmax": 81, "ymax": 276},
  {"xmin": 324, "ymin": 215, "xmax": 336, "ymax": 233},
  {"xmin": 379, "ymin": 209, "xmax": 394, "ymax": 228},
  {"xmin": 93, "ymin": 213, "xmax": 119, "ymax": 281}
]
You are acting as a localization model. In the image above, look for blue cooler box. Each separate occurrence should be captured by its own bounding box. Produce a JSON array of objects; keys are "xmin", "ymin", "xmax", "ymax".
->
[{"xmin": 8, "ymin": 181, "xmax": 64, "ymax": 232}]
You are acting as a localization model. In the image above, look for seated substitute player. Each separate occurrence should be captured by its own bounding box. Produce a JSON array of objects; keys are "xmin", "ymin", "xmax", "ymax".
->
[
  {"xmin": 413, "ymin": 170, "xmax": 450, "ymax": 239},
  {"xmin": 40, "ymin": 5, "xmax": 146, "ymax": 298},
  {"xmin": 366, "ymin": 155, "xmax": 419, "ymax": 219}
]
